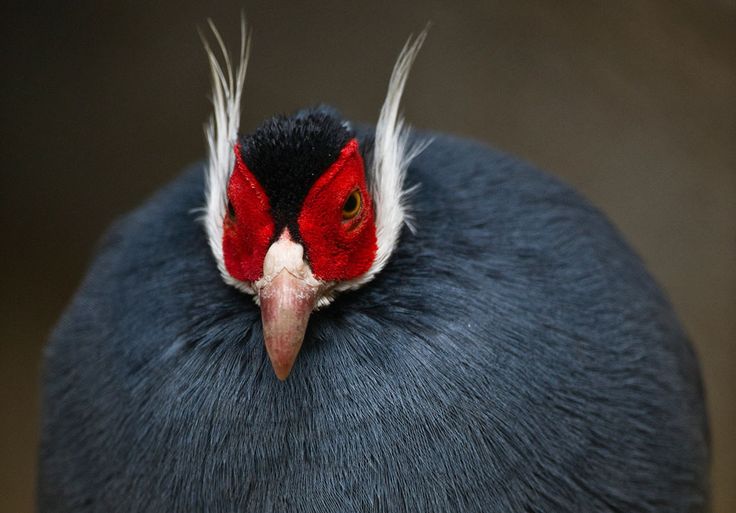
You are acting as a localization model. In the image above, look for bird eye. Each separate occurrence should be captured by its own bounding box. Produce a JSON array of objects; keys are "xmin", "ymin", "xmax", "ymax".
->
[
  {"xmin": 227, "ymin": 200, "xmax": 236, "ymax": 219},
  {"xmin": 342, "ymin": 190, "xmax": 362, "ymax": 220}
]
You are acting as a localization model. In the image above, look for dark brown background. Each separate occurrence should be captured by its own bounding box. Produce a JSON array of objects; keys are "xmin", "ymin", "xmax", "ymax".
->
[{"xmin": 1, "ymin": 1, "xmax": 733, "ymax": 512}]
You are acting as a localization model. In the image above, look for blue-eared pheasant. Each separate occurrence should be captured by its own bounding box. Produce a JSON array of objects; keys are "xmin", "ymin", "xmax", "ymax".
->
[{"xmin": 39, "ymin": 23, "xmax": 709, "ymax": 513}]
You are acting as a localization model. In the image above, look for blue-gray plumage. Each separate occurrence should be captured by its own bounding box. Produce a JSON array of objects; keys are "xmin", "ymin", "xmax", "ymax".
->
[{"xmin": 39, "ymin": 129, "xmax": 709, "ymax": 512}]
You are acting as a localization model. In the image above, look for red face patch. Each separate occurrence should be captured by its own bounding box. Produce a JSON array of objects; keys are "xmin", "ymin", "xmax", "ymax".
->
[
  {"xmin": 222, "ymin": 138, "xmax": 377, "ymax": 283},
  {"xmin": 222, "ymin": 146, "xmax": 275, "ymax": 282},
  {"xmin": 298, "ymin": 139, "xmax": 377, "ymax": 280}
]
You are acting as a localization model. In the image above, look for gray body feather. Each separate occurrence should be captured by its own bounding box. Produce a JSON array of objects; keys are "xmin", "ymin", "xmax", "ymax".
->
[{"xmin": 39, "ymin": 130, "xmax": 709, "ymax": 512}]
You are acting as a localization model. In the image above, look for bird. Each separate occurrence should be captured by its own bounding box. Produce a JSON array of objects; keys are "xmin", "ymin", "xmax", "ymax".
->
[{"xmin": 38, "ymin": 20, "xmax": 709, "ymax": 513}]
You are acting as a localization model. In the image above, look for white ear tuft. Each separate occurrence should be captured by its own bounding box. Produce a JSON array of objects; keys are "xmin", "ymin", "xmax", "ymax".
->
[
  {"xmin": 338, "ymin": 29, "xmax": 429, "ymax": 292},
  {"xmin": 200, "ymin": 17, "xmax": 253, "ymax": 294}
]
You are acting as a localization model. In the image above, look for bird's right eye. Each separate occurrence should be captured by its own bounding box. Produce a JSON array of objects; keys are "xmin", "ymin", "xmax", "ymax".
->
[{"xmin": 227, "ymin": 200, "xmax": 236, "ymax": 219}]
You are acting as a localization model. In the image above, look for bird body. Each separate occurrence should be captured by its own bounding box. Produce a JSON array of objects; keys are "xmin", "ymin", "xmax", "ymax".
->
[
  {"xmin": 38, "ymin": 22, "xmax": 709, "ymax": 513},
  {"xmin": 39, "ymin": 129, "xmax": 708, "ymax": 512}
]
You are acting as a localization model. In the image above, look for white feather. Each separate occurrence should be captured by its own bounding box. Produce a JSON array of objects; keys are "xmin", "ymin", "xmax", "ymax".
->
[
  {"xmin": 201, "ymin": 18, "xmax": 253, "ymax": 294},
  {"xmin": 335, "ymin": 29, "xmax": 430, "ymax": 293}
]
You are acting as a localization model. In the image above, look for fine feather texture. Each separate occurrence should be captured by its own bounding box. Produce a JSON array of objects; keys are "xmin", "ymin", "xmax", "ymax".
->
[{"xmin": 39, "ymin": 130, "xmax": 709, "ymax": 512}]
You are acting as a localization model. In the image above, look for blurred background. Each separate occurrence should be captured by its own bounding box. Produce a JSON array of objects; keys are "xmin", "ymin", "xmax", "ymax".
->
[{"xmin": 1, "ymin": 1, "xmax": 733, "ymax": 511}]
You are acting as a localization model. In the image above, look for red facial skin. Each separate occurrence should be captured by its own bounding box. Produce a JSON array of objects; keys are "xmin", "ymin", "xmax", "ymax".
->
[
  {"xmin": 222, "ymin": 145, "xmax": 275, "ymax": 282},
  {"xmin": 298, "ymin": 139, "xmax": 377, "ymax": 280},
  {"xmin": 222, "ymin": 138, "xmax": 377, "ymax": 282}
]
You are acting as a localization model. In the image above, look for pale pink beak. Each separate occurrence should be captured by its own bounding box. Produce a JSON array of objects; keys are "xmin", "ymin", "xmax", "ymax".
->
[
  {"xmin": 257, "ymin": 233, "xmax": 320, "ymax": 380},
  {"xmin": 258, "ymin": 270, "xmax": 319, "ymax": 380}
]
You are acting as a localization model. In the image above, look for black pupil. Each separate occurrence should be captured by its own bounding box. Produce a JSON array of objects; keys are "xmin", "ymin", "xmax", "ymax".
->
[
  {"xmin": 227, "ymin": 200, "xmax": 235, "ymax": 218},
  {"xmin": 344, "ymin": 193, "xmax": 357, "ymax": 213}
]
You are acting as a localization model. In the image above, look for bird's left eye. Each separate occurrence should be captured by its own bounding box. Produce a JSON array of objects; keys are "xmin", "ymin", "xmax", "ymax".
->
[{"xmin": 342, "ymin": 190, "xmax": 362, "ymax": 220}]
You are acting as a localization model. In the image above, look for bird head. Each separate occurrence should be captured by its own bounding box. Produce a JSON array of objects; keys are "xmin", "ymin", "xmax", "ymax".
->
[
  {"xmin": 201, "ymin": 21, "xmax": 426, "ymax": 380},
  {"xmin": 223, "ymin": 112, "xmax": 377, "ymax": 379}
]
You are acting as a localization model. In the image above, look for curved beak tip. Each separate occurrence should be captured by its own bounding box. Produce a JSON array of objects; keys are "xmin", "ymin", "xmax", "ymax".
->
[
  {"xmin": 264, "ymin": 339, "xmax": 300, "ymax": 381},
  {"xmin": 259, "ymin": 270, "xmax": 319, "ymax": 381},
  {"xmin": 270, "ymin": 358, "xmax": 295, "ymax": 381}
]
